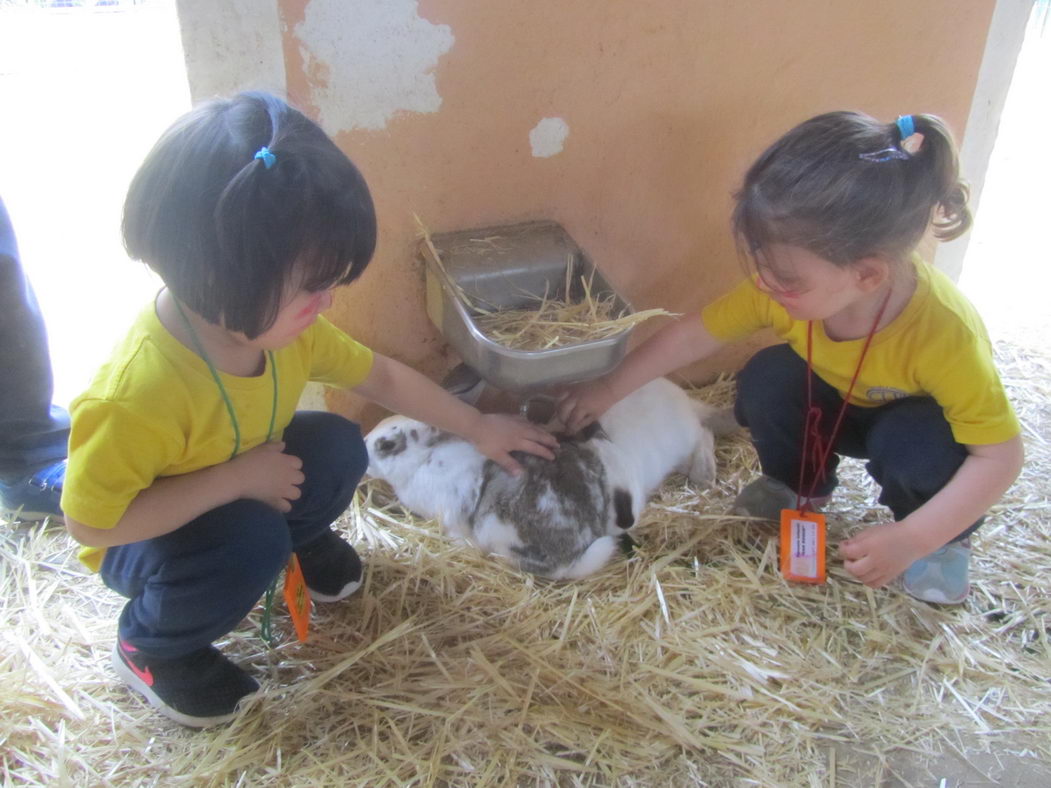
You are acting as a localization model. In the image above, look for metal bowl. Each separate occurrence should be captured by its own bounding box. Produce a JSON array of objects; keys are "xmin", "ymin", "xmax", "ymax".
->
[{"xmin": 423, "ymin": 220, "xmax": 635, "ymax": 393}]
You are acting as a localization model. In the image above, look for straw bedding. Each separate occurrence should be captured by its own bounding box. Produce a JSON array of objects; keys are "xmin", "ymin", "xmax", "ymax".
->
[{"xmin": 3, "ymin": 342, "xmax": 1050, "ymax": 786}]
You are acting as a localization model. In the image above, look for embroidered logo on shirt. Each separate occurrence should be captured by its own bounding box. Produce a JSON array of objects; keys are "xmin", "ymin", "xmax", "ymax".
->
[{"xmin": 866, "ymin": 387, "xmax": 908, "ymax": 403}]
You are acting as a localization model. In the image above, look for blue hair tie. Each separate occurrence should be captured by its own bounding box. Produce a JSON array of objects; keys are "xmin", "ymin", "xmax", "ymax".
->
[
  {"xmin": 896, "ymin": 115, "xmax": 915, "ymax": 140},
  {"xmin": 254, "ymin": 146, "xmax": 276, "ymax": 170},
  {"xmin": 859, "ymin": 115, "xmax": 916, "ymax": 162}
]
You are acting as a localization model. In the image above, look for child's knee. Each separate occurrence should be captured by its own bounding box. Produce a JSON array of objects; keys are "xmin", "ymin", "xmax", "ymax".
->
[
  {"xmin": 735, "ymin": 344, "xmax": 806, "ymax": 425},
  {"xmin": 738, "ymin": 345, "xmax": 802, "ymax": 388},
  {"xmin": 288, "ymin": 412, "xmax": 368, "ymax": 474},
  {"xmin": 866, "ymin": 400, "xmax": 966, "ymax": 491},
  {"xmin": 218, "ymin": 501, "xmax": 293, "ymax": 583}
]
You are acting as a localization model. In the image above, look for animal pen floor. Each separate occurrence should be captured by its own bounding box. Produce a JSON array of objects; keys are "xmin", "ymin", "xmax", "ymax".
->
[
  {"xmin": 3, "ymin": 340, "xmax": 1049, "ymax": 786},
  {"xmin": 3, "ymin": 5, "xmax": 1050, "ymax": 786}
]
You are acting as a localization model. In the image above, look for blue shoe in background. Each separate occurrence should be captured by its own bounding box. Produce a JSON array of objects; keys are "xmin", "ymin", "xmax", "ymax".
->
[{"xmin": 0, "ymin": 459, "xmax": 66, "ymax": 522}]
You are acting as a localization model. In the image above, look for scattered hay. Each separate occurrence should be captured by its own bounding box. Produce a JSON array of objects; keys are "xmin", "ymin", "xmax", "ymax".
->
[
  {"xmin": 471, "ymin": 286, "xmax": 675, "ymax": 351},
  {"xmin": 3, "ymin": 351, "xmax": 1050, "ymax": 786},
  {"xmin": 416, "ymin": 216, "xmax": 674, "ymax": 351}
]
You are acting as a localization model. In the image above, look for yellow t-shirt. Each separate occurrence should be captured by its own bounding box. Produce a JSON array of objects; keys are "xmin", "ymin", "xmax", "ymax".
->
[
  {"xmin": 62, "ymin": 302, "xmax": 374, "ymax": 571},
  {"xmin": 701, "ymin": 256, "xmax": 1019, "ymax": 447}
]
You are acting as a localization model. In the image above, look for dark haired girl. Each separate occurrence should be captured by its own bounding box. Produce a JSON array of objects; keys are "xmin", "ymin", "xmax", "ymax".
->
[{"xmin": 61, "ymin": 92, "xmax": 557, "ymax": 727}]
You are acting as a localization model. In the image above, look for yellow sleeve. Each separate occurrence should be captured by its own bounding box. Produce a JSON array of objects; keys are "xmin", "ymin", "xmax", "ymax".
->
[
  {"xmin": 61, "ymin": 398, "xmax": 182, "ymax": 530},
  {"xmin": 921, "ymin": 337, "xmax": 1020, "ymax": 446},
  {"xmin": 700, "ymin": 278, "xmax": 772, "ymax": 342},
  {"xmin": 306, "ymin": 316, "xmax": 375, "ymax": 389}
]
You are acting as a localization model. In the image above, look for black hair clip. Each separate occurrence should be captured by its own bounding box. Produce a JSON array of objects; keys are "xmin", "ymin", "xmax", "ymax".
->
[{"xmin": 858, "ymin": 147, "xmax": 910, "ymax": 163}]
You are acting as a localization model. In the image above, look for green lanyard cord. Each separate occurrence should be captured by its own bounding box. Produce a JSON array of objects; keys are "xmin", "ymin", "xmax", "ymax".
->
[
  {"xmin": 172, "ymin": 299, "xmax": 277, "ymax": 458},
  {"xmin": 172, "ymin": 297, "xmax": 282, "ymax": 645}
]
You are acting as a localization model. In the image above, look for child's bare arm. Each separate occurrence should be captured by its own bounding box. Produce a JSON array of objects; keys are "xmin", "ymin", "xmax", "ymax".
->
[
  {"xmin": 839, "ymin": 435, "xmax": 1024, "ymax": 587},
  {"xmin": 65, "ymin": 441, "xmax": 305, "ymax": 548},
  {"xmin": 559, "ymin": 313, "xmax": 724, "ymax": 432},
  {"xmin": 353, "ymin": 353, "xmax": 558, "ymax": 475}
]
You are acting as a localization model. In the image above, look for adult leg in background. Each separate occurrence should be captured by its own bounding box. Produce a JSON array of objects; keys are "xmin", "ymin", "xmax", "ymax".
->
[{"xmin": 0, "ymin": 195, "xmax": 69, "ymax": 517}]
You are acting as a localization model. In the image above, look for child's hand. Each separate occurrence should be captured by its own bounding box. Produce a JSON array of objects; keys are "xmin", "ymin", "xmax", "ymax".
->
[
  {"xmin": 469, "ymin": 413, "xmax": 559, "ymax": 476},
  {"xmin": 556, "ymin": 378, "xmax": 617, "ymax": 434},
  {"xmin": 230, "ymin": 441, "xmax": 305, "ymax": 512},
  {"xmin": 838, "ymin": 522, "xmax": 926, "ymax": 588}
]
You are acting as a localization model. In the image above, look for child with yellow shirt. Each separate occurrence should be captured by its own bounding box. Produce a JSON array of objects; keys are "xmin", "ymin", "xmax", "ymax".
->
[
  {"xmin": 62, "ymin": 92, "xmax": 557, "ymax": 728},
  {"xmin": 559, "ymin": 111, "xmax": 1022, "ymax": 606}
]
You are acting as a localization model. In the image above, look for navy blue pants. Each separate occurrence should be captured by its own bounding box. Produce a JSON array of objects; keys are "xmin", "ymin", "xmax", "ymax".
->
[
  {"xmin": 735, "ymin": 345, "xmax": 981, "ymax": 538},
  {"xmin": 0, "ymin": 195, "xmax": 69, "ymax": 480},
  {"xmin": 100, "ymin": 411, "xmax": 369, "ymax": 658}
]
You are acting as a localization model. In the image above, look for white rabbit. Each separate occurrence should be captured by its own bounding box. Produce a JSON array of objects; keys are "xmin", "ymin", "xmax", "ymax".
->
[{"xmin": 365, "ymin": 378, "xmax": 733, "ymax": 580}]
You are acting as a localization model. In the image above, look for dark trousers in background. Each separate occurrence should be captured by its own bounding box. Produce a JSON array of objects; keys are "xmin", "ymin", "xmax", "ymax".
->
[
  {"xmin": 100, "ymin": 411, "xmax": 369, "ymax": 658},
  {"xmin": 734, "ymin": 344, "xmax": 981, "ymax": 542},
  {"xmin": 0, "ymin": 195, "xmax": 70, "ymax": 479}
]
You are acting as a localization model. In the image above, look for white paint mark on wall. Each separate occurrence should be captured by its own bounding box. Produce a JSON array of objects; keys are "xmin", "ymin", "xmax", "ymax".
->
[
  {"xmin": 529, "ymin": 117, "xmax": 570, "ymax": 158},
  {"xmin": 296, "ymin": 0, "xmax": 454, "ymax": 131}
]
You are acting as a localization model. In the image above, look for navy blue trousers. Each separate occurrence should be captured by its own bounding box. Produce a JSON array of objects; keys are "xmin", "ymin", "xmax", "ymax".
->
[
  {"xmin": 100, "ymin": 411, "xmax": 368, "ymax": 658},
  {"xmin": 735, "ymin": 345, "xmax": 981, "ymax": 539},
  {"xmin": 0, "ymin": 195, "xmax": 70, "ymax": 479}
]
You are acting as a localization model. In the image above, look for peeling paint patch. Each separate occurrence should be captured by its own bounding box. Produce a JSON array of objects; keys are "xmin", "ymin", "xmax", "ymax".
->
[
  {"xmin": 296, "ymin": 0, "xmax": 454, "ymax": 131},
  {"xmin": 529, "ymin": 117, "xmax": 569, "ymax": 158}
]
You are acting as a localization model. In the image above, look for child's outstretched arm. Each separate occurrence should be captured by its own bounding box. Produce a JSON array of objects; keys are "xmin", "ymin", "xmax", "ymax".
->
[
  {"xmin": 353, "ymin": 353, "xmax": 558, "ymax": 476},
  {"xmin": 558, "ymin": 314, "xmax": 724, "ymax": 433},
  {"xmin": 838, "ymin": 435, "xmax": 1024, "ymax": 588},
  {"xmin": 66, "ymin": 440, "xmax": 306, "ymax": 548}
]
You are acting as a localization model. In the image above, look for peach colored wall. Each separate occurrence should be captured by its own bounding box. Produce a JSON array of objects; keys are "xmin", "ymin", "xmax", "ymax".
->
[{"xmin": 277, "ymin": 0, "xmax": 995, "ymax": 426}]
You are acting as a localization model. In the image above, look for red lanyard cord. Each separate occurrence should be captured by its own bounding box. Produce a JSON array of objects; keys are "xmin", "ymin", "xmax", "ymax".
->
[{"xmin": 795, "ymin": 289, "xmax": 892, "ymax": 512}]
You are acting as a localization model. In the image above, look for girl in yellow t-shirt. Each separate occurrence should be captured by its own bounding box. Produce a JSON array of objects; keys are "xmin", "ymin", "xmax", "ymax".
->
[
  {"xmin": 61, "ymin": 92, "xmax": 557, "ymax": 729},
  {"xmin": 559, "ymin": 111, "xmax": 1022, "ymax": 606}
]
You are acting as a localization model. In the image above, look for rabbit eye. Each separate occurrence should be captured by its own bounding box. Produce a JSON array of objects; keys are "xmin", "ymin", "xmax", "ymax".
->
[{"xmin": 374, "ymin": 433, "xmax": 408, "ymax": 457}]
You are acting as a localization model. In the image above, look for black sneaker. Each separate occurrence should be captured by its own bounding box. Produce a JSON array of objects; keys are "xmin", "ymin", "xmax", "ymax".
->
[
  {"xmin": 295, "ymin": 528, "xmax": 363, "ymax": 602},
  {"xmin": 0, "ymin": 459, "xmax": 66, "ymax": 522},
  {"xmin": 111, "ymin": 639, "xmax": 259, "ymax": 728}
]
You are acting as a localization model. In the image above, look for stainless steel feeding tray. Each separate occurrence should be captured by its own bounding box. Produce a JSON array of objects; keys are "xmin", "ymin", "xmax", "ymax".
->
[{"xmin": 423, "ymin": 220, "xmax": 635, "ymax": 393}]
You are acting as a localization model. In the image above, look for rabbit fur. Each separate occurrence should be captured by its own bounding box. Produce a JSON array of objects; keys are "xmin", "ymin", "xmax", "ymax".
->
[{"xmin": 365, "ymin": 377, "xmax": 733, "ymax": 580}]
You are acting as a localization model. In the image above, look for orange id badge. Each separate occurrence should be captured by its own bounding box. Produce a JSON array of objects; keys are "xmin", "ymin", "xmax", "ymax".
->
[
  {"xmin": 780, "ymin": 509, "xmax": 827, "ymax": 584},
  {"xmin": 283, "ymin": 554, "xmax": 312, "ymax": 642}
]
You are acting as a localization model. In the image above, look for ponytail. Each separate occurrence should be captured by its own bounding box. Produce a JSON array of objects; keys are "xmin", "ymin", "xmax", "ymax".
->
[{"xmin": 909, "ymin": 114, "xmax": 972, "ymax": 241}]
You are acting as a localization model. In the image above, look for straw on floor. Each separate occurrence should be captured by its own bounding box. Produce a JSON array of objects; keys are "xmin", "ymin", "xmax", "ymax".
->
[{"xmin": 2, "ymin": 342, "xmax": 1049, "ymax": 786}]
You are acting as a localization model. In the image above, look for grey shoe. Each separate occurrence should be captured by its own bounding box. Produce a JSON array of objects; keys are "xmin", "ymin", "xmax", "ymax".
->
[
  {"xmin": 901, "ymin": 539, "xmax": 970, "ymax": 605},
  {"xmin": 732, "ymin": 475, "xmax": 829, "ymax": 521}
]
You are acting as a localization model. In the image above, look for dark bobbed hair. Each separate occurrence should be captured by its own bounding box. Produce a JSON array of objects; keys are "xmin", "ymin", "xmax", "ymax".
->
[
  {"xmin": 123, "ymin": 91, "xmax": 376, "ymax": 338},
  {"xmin": 732, "ymin": 111, "xmax": 971, "ymax": 267}
]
